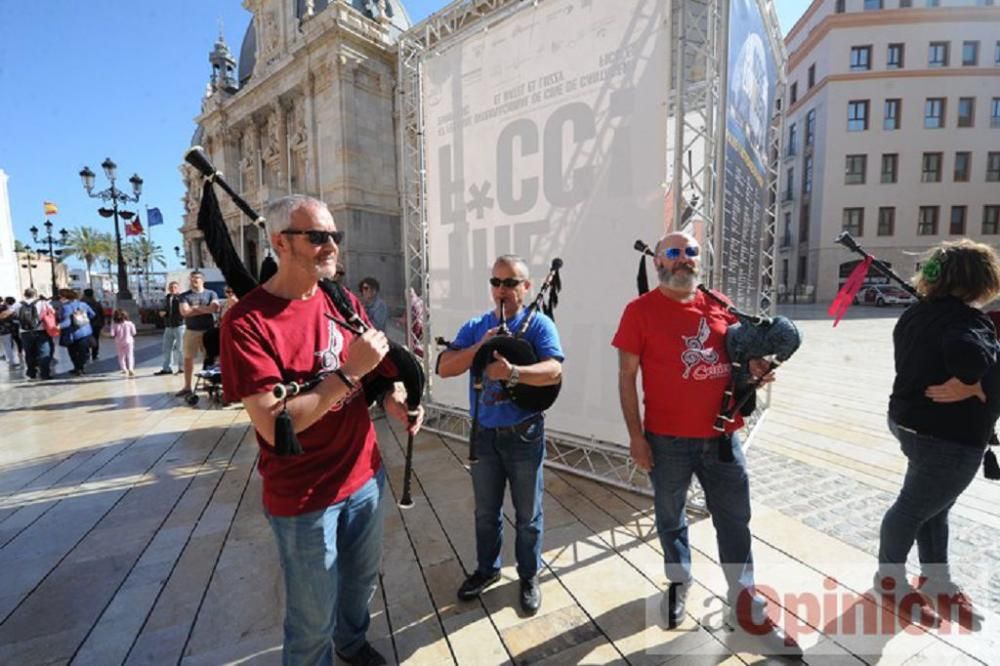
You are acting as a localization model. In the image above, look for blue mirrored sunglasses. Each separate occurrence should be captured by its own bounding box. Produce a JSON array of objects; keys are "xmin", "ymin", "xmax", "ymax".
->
[{"xmin": 663, "ymin": 246, "xmax": 700, "ymax": 260}]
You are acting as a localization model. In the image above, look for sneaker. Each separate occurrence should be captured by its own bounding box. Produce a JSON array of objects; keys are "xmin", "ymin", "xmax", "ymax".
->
[
  {"xmin": 873, "ymin": 572, "xmax": 939, "ymax": 627},
  {"xmin": 726, "ymin": 608, "xmax": 803, "ymax": 658},
  {"xmin": 154, "ymin": 369, "xmax": 173, "ymax": 376},
  {"xmin": 175, "ymin": 388, "xmax": 192, "ymax": 397},
  {"xmin": 519, "ymin": 576, "xmax": 541, "ymax": 615},
  {"xmin": 457, "ymin": 570, "xmax": 501, "ymax": 601},
  {"xmin": 127, "ymin": 370, "xmax": 136, "ymax": 378},
  {"xmin": 915, "ymin": 578, "xmax": 984, "ymax": 630},
  {"xmin": 335, "ymin": 642, "xmax": 386, "ymax": 666},
  {"xmin": 660, "ymin": 582, "xmax": 688, "ymax": 628}
]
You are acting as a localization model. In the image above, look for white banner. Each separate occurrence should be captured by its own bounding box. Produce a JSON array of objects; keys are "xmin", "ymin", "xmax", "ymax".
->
[{"xmin": 423, "ymin": 0, "xmax": 671, "ymax": 442}]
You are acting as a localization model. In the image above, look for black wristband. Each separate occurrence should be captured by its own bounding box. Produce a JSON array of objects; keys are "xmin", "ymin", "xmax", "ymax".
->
[{"xmin": 333, "ymin": 368, "xmax": 357, "ymax": 390}]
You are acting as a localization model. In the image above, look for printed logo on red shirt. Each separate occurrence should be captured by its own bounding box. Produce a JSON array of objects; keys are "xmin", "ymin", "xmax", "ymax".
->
[
  {"xmin": 316, "ymin": 319, "xmax": 344, "ymax": 372},
  {"xmin": 681, "ymin": 317, "xmax": 722, "ymax": 379}
]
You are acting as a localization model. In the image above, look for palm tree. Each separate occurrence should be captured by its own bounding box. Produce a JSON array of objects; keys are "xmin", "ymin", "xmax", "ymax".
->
[
  {"xmin": 63, "ymin": 227, "xmax": 112, "ymax": 289},
  {"xmin": 95, "ymin": 232, "xmax": 117, "ymax": 290},
  {"xmin": 122, "ymin": 237, "xmax": 166, "ymax": 303}
]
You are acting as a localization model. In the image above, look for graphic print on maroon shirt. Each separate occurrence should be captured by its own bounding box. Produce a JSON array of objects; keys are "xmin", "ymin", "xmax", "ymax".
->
[
  {"xmin": 221, "ymin": 285, "xmax": 381, "ymax": 516},
  {"xmin": 612, "ymin": 289, "xmax": 742, "ymax": 438}
]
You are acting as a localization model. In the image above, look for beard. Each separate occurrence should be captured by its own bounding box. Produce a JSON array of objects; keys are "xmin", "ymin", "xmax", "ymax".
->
[
  {"xmin": 290, "ymin": 244, "xmax": 339, "ymax": 280},
  {"xmin": 658, "ymin": 263, "xmax": 698, "ymax": 291}
]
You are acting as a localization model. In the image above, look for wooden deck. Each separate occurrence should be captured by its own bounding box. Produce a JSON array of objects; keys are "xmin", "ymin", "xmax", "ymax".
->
[{"xmin": 1, "ymin": 310, "xmax": 998, "ymax": 664}]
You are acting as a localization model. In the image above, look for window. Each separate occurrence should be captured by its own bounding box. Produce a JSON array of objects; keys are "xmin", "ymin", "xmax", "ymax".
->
[
  {"xmin": 929, "ymin": 41, "xmax": 949, "ymax": 67},
  {"xmin": 797, "ymin": 256, "xmax": 808, "ymax": 286},
  {"xmin": 808, "ymin": 64, "xmax": 816, "ymax": 88},
  {"xmin": 806, "ymin": 110, "xmax": 816, "ymax": 144},
  {"xmin": 958, "ymin": 97, "xmax": 976, "ymax": 127},
  {"xmin": 887, "ymin": 43, "xmax": 904, "ymax": 69},
  {"xmin": 836, "ymin": 0, "xmax": 845, "ymax": 12},
  {"xmin": 884, "ymin": 98, "xmax": 901, "ymax": 130},
  {"xmin": 924, "ymin": 98, "xmax": 945, "ymax": 129},
  {"xmin": 790, "ymin": 82, "xmax": 798, "ymax": 105},
  {"xmin": 984, "ymin": 206, "xmax": 1000, "ymax": 235},
  {"xmin": 799, "ymin": 202, "xmax": 810, "ymax": 242},
  {"xmin": 785, "ymin": 168, "xmax": 794, "ymax": 200},
  {"xmin": 995, "ymin": 40, "xmax": 1000, "ymax": 65},
  {"xmin": 992, "ymin": 98, "xmax": 1000, "ymax": 128},
  {"xmin": 988, "ymin": 152, "xmax": 1000, "ymax": 181},
  {"xmin": 843, "ymin": 208, "xmax": 864, "ymax": 236},
  {"xmin": 848, "ymin": 100, "xmax": 869, "ymax": 131},
  {"xmin": 962, "ymin": 41, "xmax": 979, "ymax": 66},
  {"xmin": 782, "ymin": 213, "xmax": 792, "ymax": 247},
  {"xmin": 845, "ymin": 155, "xmax": 867, "ymax": 184},
  {"xmin": 918, "ymin": 206, "xmax": 939, "ymax": 235},
  {"xmin": 850, "ymin": 46, "xmax": 872, "ymax": 71},
  {"xmin": 803, "ymin": 156, "xmax": 814, "ymax": 193},
  {"xmin": 926, "ymin": 0, "xmax": 940, "ymax": 6},
  {"xmin": 864, "ymin": 0, "xmax": 883, "ymax": 8},
  {"xmin": 787, "ymin": 123, "xmax": 797, "ymax": 156},
  {"xmin": 878, "ymin": 207, "xmax": 895, "ymax": 236},
  {"xmin": 950, "ymin": 206, "xmax": 967, "ymax": 235},
  {"xmin": 900, "ymin": 0, "xmax": 912, "ymax": 6},
  {"xmin": 955, "ymin": 151, "xmax": 972, "ymax": 181},
  {"xmin": 922, "ymin": 152, "xmax": 943, "ymax": 182},
  {"xmin": 881, "ymin": 153, "xmax": 898, "ymax": 183}
]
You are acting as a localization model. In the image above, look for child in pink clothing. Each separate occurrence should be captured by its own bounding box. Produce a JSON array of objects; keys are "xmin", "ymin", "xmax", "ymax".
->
[{"xmin": 110, "ymin": 309, "xmax": 136, "ymax": 377}]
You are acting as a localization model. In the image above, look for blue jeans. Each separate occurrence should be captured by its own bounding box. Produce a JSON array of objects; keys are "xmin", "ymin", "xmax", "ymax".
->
[
  {"xmin": 648, "ymin": 432, "xmax": 759, "ymax": 608},
  {"xmin": 267, "ymin": 468, "xmax": 385, "ymax": 666},
  {"xmin": 471, "ymin": 416, "xmax": 545, "ymax": 580},
  {"xmin": 878, "ymin": 418, "xmax": 984, "ymax": 585},
  {"xmin": 22, "ymin": 331, "xmax": 52, "ymax": 379},
  {"xmin": 161, "ymin": 325, "xmax": 184, "ymax": 372}
]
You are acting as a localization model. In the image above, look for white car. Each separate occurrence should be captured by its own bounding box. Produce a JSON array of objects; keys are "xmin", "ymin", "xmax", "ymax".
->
[{"xmin": 856, "ymin": 285, "xmax": 917, "ymax": 307}]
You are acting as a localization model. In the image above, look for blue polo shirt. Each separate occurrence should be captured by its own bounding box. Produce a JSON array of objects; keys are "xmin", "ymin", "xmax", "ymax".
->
[{"xmin": 452, "ymin": 308, "xmax": 564, "ymax": 427}]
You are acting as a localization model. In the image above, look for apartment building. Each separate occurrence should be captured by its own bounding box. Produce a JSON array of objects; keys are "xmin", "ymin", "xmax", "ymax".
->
[{"xmin": 780, "ymin": 0, "xmax": 1000, "ymax": 301}]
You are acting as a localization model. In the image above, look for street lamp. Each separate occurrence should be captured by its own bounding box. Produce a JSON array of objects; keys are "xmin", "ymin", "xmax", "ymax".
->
[
  {"xmin": 174, "ymin": 245, "xmax": 187, "ymax": 267},
  {"xmin": 31, "ymin": 220, "xmax": 68, "ymax": 294},
  {"xmin": 79, "ymin": 158, "xmax": 142, "ymax": 303},
  {"xmin": 20, "ymin": 246, "xmax": 39, "ymax": 289}
]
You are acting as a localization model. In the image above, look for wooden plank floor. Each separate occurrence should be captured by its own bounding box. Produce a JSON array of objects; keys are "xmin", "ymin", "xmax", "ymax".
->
[{"xmin": 0, "ymin": 312, "xmax": 996, "ymax": 665}]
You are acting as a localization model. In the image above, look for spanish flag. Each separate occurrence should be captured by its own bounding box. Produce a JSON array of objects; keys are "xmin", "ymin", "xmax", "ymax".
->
[{"xmin": 43, "ymin": 201, "xmax": 58, "ymax": 215}]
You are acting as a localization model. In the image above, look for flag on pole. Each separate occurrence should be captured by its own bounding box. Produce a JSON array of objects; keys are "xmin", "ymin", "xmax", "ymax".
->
[
  {"xmin": 125, "ymin": 216, "xmax": 144, "ymax": 236},
  {"xmin": 43, "ymin": 201, "xmax": 58, "ymax": 215},
  {"xmin": 147, "ymin": 207, "xmax": 163, "ymax": 226}
]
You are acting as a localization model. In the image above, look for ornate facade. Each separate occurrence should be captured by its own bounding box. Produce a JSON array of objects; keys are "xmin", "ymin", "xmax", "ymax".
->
[{"xmin": 179, "ymin": 0, "xmax": 411, "ymax": 311}]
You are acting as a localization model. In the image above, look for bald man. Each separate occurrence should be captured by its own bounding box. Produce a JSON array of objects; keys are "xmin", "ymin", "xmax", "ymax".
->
[{"xmin": 612, "ymin": 232, "xmax": 800, "ymax": 657}]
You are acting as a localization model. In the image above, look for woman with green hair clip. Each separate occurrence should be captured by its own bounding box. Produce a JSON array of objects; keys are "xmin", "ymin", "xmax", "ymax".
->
[{"xmin": 876, "ymin": 239, "xmax": 1000, "ymax": 628}]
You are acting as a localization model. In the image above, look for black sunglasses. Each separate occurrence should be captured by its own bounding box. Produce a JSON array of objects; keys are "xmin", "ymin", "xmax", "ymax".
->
[
  {"xmin": 281, "ymin": 229, "xmax": 344, "ymax": 246},
  {"xmin": 489, "ymin": 277, "xmax": 525, "ymax": 288}
]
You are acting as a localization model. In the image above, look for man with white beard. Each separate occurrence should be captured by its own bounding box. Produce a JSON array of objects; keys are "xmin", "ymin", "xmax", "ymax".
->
[{"xmin": 612, "ymin": 232, "xmax": 801, "ymax": 657}]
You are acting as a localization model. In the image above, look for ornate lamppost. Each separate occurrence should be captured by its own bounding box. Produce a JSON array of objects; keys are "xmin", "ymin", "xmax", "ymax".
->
[
  {"xmin": 174, "ymin": 246, "xmax": 187, "ymax": 267},
  {"xmin": 30, "ymin": 220, "xmax": 68, "ymax": 294},
  {"xmin": 79, "ymin": 158, "xmax": 142, "ymax": 303}
]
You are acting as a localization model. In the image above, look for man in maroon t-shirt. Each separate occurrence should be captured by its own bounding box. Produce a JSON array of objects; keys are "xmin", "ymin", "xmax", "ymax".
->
[
  {"xmin": 221, "ymin": 194, "xmax": 423, "ymax": 666},
  {"xmin": 613, "ymin": 231, "xmax": 800, "ymax": 657}
]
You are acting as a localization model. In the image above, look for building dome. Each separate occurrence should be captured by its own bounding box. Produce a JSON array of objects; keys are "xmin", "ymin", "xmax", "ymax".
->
[{"xmin": 237, "ymin": 18, "xmax": 257, "ymax": 87}]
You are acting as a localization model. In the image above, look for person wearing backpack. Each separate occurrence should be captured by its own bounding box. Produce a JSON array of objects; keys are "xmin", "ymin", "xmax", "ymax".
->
[
  {"xmin": 0, "ymin": 288, "xmax": 56, "ymax": 379},
  {"xmin": 57, "ymin": 288, "xmax": 96, "ymax": 376},
  {"xmin": 81, "ymin": 289, "xmax": 106, "ymax": 362}
]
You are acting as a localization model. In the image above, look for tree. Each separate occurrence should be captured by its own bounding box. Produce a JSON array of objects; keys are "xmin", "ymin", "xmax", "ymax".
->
[{"xmin": 63, "ymin": 227, "xmax": 113, "ymax": 289}]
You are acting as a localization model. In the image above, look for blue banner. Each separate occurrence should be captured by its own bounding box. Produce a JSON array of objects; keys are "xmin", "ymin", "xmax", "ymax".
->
[{"xmin": 147, "ymin": 207, "xmax": 164, "ymax": 226}]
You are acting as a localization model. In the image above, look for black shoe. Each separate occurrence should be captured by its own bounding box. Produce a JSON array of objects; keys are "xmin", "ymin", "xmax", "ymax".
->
[
  {"xmin": 154, "ymin": 369, "xmax": 173, "ymax": 376},
  {"xmin": 457, "ymin": 570, "xmax": 501, "ymax": 601},
  {"xmin": 519, "ymin": 576, "xmax": 541, "ymax": 615},
  {"xmin": 336, "ymin": 642, "xmax": 386, "ymax": 666},
  {"xmin": 660, "ymin": 582, "xmax": 688, "ymax": 628}
]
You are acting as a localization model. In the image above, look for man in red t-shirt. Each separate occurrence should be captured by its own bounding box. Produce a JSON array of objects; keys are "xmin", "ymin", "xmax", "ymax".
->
[
  {"xmin": 613, "ymin": 232, "xmax": 800, "ymax": 657},
  {"xmin": 221, "ymin": 194, "xmax": 423, "ymax": 666}
]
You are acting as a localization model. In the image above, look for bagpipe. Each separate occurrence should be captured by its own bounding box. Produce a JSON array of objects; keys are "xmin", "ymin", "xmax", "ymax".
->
[
  {"xmin": 439, "ymin": 258, "xmax": 563, "ymax": 464},
  {"xmin": 634, "ymin": 240, "xmax": 802, "ymax": 461},
  {"xmin": 835, "ymin": 231, "xmax": 1000, "ymax": 480},
  {"xmin": 184, "ymin": 146, "xmax": 426, "ymax": 508}
]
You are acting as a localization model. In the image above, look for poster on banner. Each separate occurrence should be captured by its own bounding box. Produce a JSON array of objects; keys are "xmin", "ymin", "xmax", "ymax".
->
[
  {"xmin": 721, "ymin": 0, "xmax": 780, "ymax": 311},
  {"xmin": 423, "ymin": 0, "xmax": 670, "ymax": 443}
]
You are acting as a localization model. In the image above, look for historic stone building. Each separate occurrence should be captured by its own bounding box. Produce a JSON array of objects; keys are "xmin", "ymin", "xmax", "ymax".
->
[{"xmin": 179, "ymin": 0, "xmax": 411, "ymax": 311}]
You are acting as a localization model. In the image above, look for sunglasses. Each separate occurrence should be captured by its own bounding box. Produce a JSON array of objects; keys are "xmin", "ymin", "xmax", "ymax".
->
[
  {"xmin": 281, "ymin": 229, "xmax": 345, "ymax": 246},
  {"xmin": 489, "ymin": 277, "xmax": 525, "ymax": 289},
  {"xmin": 663, "ymin": 246, "xmax": 700, "ymax": 260}
]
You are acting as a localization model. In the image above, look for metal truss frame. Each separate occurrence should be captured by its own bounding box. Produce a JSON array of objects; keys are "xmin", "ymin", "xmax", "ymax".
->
[{"xmin": 757, "ymin": 0, "xmax": 786, "ymax": 316}]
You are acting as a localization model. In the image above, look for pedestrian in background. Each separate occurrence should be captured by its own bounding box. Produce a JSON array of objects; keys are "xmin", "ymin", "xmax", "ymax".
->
[
  {"xmin": 156, "ymin": 281, "xmax": 185, "ymax": 376},
  {"xmin": 81, "ymin": 288, "xmax": 105, "ymax": 362},
  {"xmin": 358, "ymin": 277, "xmax": 388, "ymax": 331},
  {"xmin": 110, "ymin": 309, "xmax": 137, "ymax": 377},
  {"xmin": 57, "ymin": 288, "xmax": 95, "ymax": 377}
]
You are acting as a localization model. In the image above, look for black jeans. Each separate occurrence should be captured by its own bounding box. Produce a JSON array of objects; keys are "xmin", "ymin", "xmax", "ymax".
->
[
  {"xmin": 67, "ymin": 338, "xmax": 91, "ymax": 373},
  {"xmin": 22, "ymin": 331, "xmax": 53, "ymax": 379},
  {"xmin": 90, "ymin": 331, "xmax": 101, "ymax": 361}
]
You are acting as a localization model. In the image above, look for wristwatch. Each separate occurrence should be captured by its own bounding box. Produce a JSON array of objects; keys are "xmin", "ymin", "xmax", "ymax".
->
[{"xmin": 506, "ymin": 366, "xmax": 520, "ymax": 388}]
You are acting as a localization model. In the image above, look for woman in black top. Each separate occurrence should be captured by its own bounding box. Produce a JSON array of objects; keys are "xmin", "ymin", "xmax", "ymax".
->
[{"xmin": 877, "ymin": 239, "xmax": 1000, "ymax": 625}]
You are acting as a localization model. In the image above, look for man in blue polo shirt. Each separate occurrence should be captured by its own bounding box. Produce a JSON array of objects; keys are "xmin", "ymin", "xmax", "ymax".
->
[{"xmin": 437, "ymin": 255, "xmax": 564, "ymax": 615}]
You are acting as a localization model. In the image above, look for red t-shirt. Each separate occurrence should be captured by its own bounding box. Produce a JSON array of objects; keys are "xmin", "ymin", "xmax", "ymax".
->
[
  {"xmin": 612, "ymin": 289, "xmax": 743, "ymax": 438},
  {"xmin": 221, "ymin": 285, "xmax": 381, "ymax": 516}
]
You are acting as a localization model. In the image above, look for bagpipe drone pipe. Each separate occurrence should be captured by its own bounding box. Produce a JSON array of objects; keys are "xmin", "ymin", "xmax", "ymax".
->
[
  {"xmin": 634, "ymin": 240, "xmax": 802, "ymax": 461},
  {"xmin": 836, "ymin": 231, "xmax": 1000, "ymax": 480},
  {"xmin": 184, "ymin": 146, "xmax": 426, "ymax": 508}
]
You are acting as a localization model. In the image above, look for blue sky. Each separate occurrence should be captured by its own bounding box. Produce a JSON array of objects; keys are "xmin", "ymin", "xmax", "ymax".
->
[{"xmin": 0, "ymin": 0, "xmax": 811, "ymax": 272}]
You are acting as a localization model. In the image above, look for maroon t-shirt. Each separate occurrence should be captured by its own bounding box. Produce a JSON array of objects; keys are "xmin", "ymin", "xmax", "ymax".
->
[
  {"xmin": 612, "ymin": 289, "xmax": 743, "ymax": 438},
  {"xmin": 221, "ymin": 285, "xmax": 380, "ymax": 516}
]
